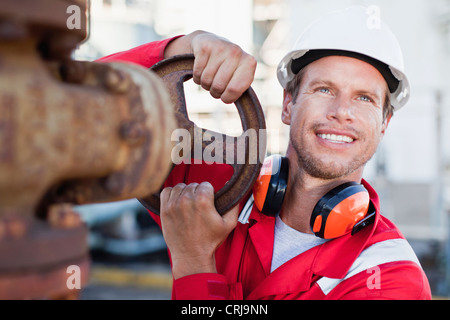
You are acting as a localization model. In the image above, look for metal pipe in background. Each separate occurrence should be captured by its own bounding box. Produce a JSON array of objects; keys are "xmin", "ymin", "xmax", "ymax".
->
[{"xmin": 0, "ymin": 0, "xmax": 176, "ymax": 299}]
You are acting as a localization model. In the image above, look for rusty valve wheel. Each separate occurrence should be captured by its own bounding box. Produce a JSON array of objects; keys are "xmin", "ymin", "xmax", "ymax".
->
[{"xmin": 138, "ymin": 54, "xmax": 266, "ymax": 215}]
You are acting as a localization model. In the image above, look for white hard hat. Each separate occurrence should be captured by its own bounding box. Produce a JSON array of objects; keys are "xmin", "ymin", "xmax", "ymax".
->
[{"xmin": 277, "ymin": 6, "xmax": 410, "ymax": 110}]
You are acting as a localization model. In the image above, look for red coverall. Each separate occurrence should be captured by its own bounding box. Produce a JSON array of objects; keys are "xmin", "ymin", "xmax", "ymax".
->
[{"xmin": 98, "ymin": 38, "xmax": 432, "ymax": 300}]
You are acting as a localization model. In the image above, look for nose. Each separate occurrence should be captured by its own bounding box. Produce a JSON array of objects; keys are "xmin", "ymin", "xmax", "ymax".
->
[{"xmin": 326, "ymin": 94, "xmax": 356, "ymax": 123}]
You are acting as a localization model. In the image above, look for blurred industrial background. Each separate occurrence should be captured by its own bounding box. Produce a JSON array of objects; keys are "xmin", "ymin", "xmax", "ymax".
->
[{"xmin": 68, "ymin": 0, "xmax": 450, "ymax": 299}]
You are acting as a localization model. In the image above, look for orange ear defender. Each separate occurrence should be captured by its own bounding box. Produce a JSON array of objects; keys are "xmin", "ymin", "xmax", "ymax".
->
[
  {"xmin": 253, "ymin": 155, "xmax": 376, "ymax": 239},
  {"xmin": 310, "ymin": 182, "xmax": 376, "ymax": 239},
  {"xmin": 253, "ymin": 155, "xmax": 289, "ymax": 216}
]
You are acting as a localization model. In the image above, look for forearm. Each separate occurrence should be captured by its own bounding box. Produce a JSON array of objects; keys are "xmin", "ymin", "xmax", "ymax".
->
[
  {"xmin": 171, "ymin": 253, "xmax": 217, "ymax": 280},
  {"xmin": 96, "ymin": 35, "xmax": 183, "ymax": 67}
]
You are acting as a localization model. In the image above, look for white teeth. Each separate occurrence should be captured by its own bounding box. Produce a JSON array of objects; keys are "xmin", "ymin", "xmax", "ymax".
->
[{"xmin": 317, "ymin": 134, "xmax": 354, "ymax": 143}]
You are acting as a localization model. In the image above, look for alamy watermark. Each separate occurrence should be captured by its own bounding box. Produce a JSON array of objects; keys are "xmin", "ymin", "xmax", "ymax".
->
[
  {"xmin": 366, "ymin": 5, "xmax": 381, "ymax": 30},
  {"xmin": 66, "ymin": 265, "xmax": 81, "ymax": 290},
  {"xmin": 366, "ymin": 266, "xmax": 381, "ymax": 290},
  {"xmin": 66, "ymin": 5, "xmax": 82, "ymax": 30},
  {"xmin": 170, "ymin": 127, "xmax": 282, "ymax": 173},
  {"xmin": 65, "ymin": 1, "xmax": 90, "ymax": 44}
]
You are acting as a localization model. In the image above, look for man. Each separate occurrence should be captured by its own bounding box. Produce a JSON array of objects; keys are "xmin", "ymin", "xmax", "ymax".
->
[{"xmin": 99, "ymin": 6, "xmax": 431, "ymax": 299}]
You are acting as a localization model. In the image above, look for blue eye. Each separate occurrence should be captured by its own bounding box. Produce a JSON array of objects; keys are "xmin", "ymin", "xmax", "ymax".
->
[
  {"xmin": 358, "ymin": 95, "xmax": 373, "ymax": 102},
  {"xmin": 318, "ymin": 87, "xmax": 330, "ymax": 94}
]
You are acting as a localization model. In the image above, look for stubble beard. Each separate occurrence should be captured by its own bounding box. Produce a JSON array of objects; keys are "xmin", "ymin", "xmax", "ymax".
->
[{"xmin": 291, "ymin": 130, "xmax": 376, "ymax": 180}]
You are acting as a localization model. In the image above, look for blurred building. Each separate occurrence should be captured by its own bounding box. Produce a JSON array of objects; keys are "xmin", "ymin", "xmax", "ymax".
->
[{"xmin": 74, "ymin": 0, "xmax": 450, "ymax": 295}]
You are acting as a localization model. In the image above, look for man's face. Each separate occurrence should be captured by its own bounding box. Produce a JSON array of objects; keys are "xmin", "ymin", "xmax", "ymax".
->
[{"xmin": 282, "ymin": 55, "xmax": 390, "ymax": 180}]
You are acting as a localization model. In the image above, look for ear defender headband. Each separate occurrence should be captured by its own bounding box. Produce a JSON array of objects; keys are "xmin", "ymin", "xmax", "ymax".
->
[{"xmin": 253, "ymin": 155, "xmax": 376, "ymax": 239}]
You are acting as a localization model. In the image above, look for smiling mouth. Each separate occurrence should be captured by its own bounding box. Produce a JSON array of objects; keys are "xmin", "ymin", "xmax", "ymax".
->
[{"xmin": 317, "ymin": 133, "xmax": 354, "ymax": 144}]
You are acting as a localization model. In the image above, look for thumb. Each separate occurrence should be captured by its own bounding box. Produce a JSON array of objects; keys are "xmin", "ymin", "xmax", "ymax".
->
[{"xmin": 222, "ymin": 204, "xmax": 240, "ymax": 231}]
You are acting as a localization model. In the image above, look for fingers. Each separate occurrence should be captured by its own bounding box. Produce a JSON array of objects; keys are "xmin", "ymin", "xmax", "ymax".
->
[
  {"xmin": 192, "ymin": 48, "xmax": 210, "ymax": 86},
  {"xmin": 160, "ymin": 183, "xmax": 185, "ymax": 212},
  {"xmin": 194, "ymin": 53, "xmax": 256, "ymax": 104},
  {"xmin": 191, "ymin": 32, "xmax": 257, "ymax": 104},
  {"xmin": 203, "ymin": 56, "xmax": 239, "ymax": 99},
  {"xmin": 221, "ymin": 55, "xmax": 256, "ymax": 104},
  {"xmin": 191, "ymin": 181, "xmax": 213, "ymax": 209},
  {"xmin": 160, "ymin": 182, "xmax": 214, "ymax": 215},
  {"xmin": 160, "ymin": 182, "xmax": 239, "ymax": 233},
  {"xmin": 193, "ymin": 44, "xmax": 239, "ymax": 96}
]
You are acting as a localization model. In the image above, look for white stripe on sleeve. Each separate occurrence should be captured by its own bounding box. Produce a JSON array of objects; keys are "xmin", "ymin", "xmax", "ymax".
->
[{"xmin": 317, "ymin": 238, "xmax": 422, "ymax": 295}]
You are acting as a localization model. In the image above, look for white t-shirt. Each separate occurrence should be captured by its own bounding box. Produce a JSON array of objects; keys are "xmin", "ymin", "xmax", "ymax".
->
[{"xmin": 271, "ymin": 215, "xmax": 328, "ymax": 272}]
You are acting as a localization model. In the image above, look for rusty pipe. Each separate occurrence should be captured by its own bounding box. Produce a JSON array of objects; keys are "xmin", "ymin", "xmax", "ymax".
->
[
  {"xmin": 0, "ymin": 38, "xmax": 176, "ymax": 217},
  {"xmin": 0, "ymin": 0, "xmax": 179, "ymax": 300}
]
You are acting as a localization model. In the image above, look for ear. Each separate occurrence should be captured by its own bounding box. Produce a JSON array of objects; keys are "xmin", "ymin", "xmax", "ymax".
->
[
  {"xmin": 380, "ymin": 114, "xmax": 392, "ymax": 136},
  {"xmin": 282, "ymin": 90, "xmax": 294, "ymax": 125}
]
